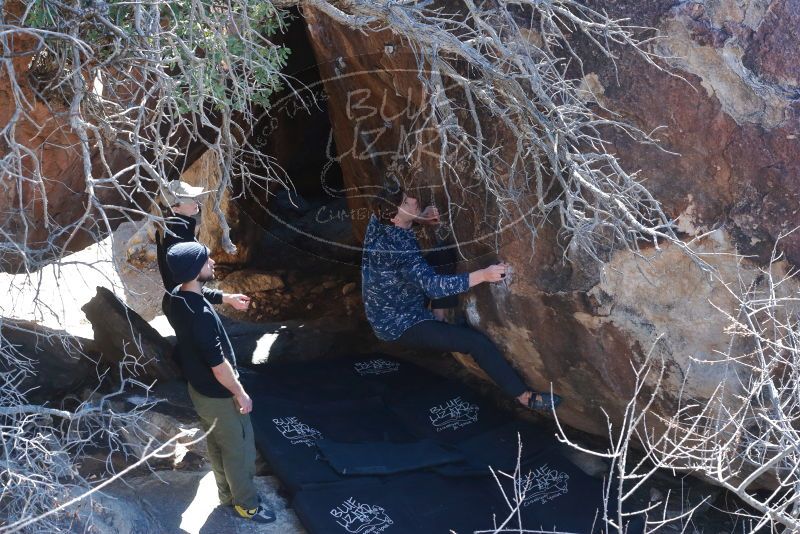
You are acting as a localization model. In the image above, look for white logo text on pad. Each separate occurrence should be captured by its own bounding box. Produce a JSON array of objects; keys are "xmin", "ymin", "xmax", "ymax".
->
[
  {"xmin": 354, "ymin": 359, "xmax": 400, "ymax": 376},
  {"xmin": 330, "ymin": 498, "xmax": 393, "ymax": 533},
  {"xmin": 272, "ymin": 417, "xmax": 322, "ymax": 447},
  {"xmin": 521, "ymin": 464, "xmax": 569, "ymax": 505},
  {"xmin": 429, "ymin": 396, "xmax": 479, "ymax": 431}
]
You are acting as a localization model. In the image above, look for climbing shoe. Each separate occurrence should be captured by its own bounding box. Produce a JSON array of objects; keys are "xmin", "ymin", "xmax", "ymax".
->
[
  {"xmin": 233, "ymin": 503, "xmax": 276, "ymax": 524},
  {"xmin": 528, "ymin": 392, "xmax": 562, "ymax": 412}
]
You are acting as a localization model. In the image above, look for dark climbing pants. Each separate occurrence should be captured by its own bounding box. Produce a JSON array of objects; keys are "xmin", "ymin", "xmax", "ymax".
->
[
  {"xmin": 396, "ymin": 320, "xmax": 528, "ymax": 398},
  {"xmin": 188, "ymin": 384, "xmax": 259, "ymax": 509}
]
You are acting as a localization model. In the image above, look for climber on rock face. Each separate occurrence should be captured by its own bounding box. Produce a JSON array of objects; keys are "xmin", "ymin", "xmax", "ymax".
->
[
  {"xmin": 156, "ymin": 180, "xmax": 250, "ymax": 319},
  {"xmin": 360, "ymin": 179, "xmax": 562, "ymax": 412}
]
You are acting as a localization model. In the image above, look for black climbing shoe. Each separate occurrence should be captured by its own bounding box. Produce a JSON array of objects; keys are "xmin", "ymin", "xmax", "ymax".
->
[{"xmin": 528, "ymin": 392, "xmax": 562, "ymax": 411}]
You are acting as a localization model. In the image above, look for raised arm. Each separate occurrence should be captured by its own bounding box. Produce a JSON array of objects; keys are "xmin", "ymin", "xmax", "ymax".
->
[
  {"xmin": 403, "ymin": 250, "xmax": 469, "ymax": 299},
  {"xmin": 468, "ymin": 263, "xmax": 508, "ymax": 287}
]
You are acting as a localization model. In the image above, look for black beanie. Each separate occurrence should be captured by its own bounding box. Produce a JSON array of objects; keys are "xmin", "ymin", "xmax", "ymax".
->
[{"xmin": 166, "ymin": 242, "xmax": 209, "ymax": 284}]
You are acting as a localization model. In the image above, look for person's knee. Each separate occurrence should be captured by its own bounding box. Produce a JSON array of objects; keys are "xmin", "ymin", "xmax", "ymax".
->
[{"xmin": 461, "ymin": 328, "xmax": 497, "ymax": 356}]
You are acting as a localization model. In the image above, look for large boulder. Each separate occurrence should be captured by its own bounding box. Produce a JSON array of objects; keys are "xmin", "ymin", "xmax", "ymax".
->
[
  {"xmin": 302, "ymin": 0, "xmax": 800, "ymax": 438},
  {"xmin": 81, "ymin": 287, "xmax": 179, "ymax": 381},
  {"xmin": 0, "ymin": 1, "xmax": 133, "ymax": 273},
  {"xmin": 124, "ymin": 149, "xmax": 262, "ymax": 279},
  {"xmin": 0, "ymin": 319, "xmax": 97, "ymax": 403},
  {"xmin": 189, "ymin": 150, "xmax": 262, "ymax": 266}
]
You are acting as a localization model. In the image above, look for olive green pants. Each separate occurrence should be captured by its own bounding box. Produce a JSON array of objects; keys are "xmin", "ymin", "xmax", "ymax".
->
[{"xmin": 188, "ymin": 384, "xmax": 258, "ymax": 509}]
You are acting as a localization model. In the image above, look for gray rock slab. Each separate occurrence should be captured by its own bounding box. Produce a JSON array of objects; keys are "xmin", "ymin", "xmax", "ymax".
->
[{"xmin": 90, "ymin": 470, "xmax": 305, "ymax": 534}]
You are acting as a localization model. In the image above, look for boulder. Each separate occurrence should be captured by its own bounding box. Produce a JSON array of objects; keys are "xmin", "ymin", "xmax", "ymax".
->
[
  {"xmin": 0, "ymin": 1, "xmax": 133, "ymax": 273},
  {"xmin": 81, "ymin": 287, "xmax": 179, "ymax": 381},
  {"xmin": 216, "ymin": 269, "xmax": 285, "ymax": 295},
  {"xmin": 0, "ymin": 318, "xmax": 97, "ymax": 403},
  {"xmin": 188, "ymin": 150, "xmax": 261, "ymax": 266},
  {"xmin": 301, "ymin": 0, "xmax": 800, "ymax": 440}
]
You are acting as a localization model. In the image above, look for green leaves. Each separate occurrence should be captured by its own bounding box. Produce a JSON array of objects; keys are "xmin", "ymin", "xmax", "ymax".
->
[
  {"xmin": 21, "ymin": 0, "xmax": 290, "ymax": 115},
  {"xmin": 163, "ymin": 0, "xmax": 290, "ymax": 113}
]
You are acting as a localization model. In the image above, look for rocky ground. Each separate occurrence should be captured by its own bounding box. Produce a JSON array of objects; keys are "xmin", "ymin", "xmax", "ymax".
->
[
  {"xmin": 81, "ymin": 472, "xmax": 304, "ymax": 534},
  {"xmin": 67, "ymin": 379, "xmax": 306, "ymax": 534}
]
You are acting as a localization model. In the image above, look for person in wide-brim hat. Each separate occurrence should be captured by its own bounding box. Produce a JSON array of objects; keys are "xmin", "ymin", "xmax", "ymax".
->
[{"xmin": 155, "ymin": 180, "xmax": 250, "ymax": 319}]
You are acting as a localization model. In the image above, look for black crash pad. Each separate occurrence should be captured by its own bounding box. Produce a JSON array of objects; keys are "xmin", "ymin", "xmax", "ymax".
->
[
  {"xmin": 244, "ymin": 355, "xmax": 642, "ymax": 533},
  {"xmin": 292, "ymin": 474, "xmax": 507, "ymax": 534},
  {"xmin": 243, "ymin": 359, "xmax": 375, "ymax": 402},
  {"xmin": 249, "ymin": 395, "xmax": 416, "ymax": 494},
  {"xmin": 293, "ymin": 465, "xmax": 641, "ymax": 534},
  {"xmin": 491, "ymin": 447, "xmax": 644, "ymax": 534},
  {"xmin": 434, "ymin": 420, "xmax": 558, "ymax": 477},
  {"xmin": 385, "ymin": 380, "xmax": 513, "ymax": 444},
  {"xmin": 317, "ymin": 439, "xmax": 464, "ymax": 476},
  {"xmin": 244, "ymin": 355, "xmax": 445, "ymax": 403},
  {"xmin": 347, "ymin": 354, "xmax": 447, "ymax": 397}
]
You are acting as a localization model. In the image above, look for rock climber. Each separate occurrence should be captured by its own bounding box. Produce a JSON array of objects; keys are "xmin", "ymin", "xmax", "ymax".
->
[{"xmin": 361, "ymin": 178, "xmax": 562, "ymax": 412}]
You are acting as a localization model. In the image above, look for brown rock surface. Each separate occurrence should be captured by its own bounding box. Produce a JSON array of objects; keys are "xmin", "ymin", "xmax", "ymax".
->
[
  {"xmin": 217, "ymin": 269, "xmax": 285, "ymax": 295},
  {"xmin": 743, "ymin": 0, "xmax": 800, "ymax": 90},
  {"xmin": 188, "ymin": 150, "xmax": 262, "ymax": 266},
  {"xmin": 0, "ymin": 1, "xmax": 132, "ymax": 272},
  {"xmin": 302, "ymin": 0, "xmax": 800, "ymax": 439},
  {"xmin": 81, "ymin": 286, "xmax": 179, "ymax": 381},
  {"xmin": 0, "ymin": 319, "xmax": 97, "ymax": 403}
]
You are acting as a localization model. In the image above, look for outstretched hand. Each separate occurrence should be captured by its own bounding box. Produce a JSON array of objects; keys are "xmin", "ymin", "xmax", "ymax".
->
[
  {"xmin": 482, "ymin": 263, "xmax": 509, "ymax": 283},
  {"xmin": 468, "ymin": 262, "xmax": 510, "ymax": 288},
  {"xmin": 223, "ymin": 293, "xmax": 251, "ymax": 311}
]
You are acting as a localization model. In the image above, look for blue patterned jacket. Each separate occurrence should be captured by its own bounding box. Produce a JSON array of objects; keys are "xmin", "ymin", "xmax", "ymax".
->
[{"xmin": 361, "ymin": 215, "xmax": 469, "ymax": 341}]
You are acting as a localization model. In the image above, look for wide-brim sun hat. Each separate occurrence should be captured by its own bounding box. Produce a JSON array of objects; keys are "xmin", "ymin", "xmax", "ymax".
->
[{"xmin": 164, "ymin": 180, "xmax": 211, "ymax": 206}]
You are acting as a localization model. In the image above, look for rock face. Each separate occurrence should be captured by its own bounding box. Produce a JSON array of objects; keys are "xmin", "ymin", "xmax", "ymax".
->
[
  {"xmin": 302, "ymin": 0, "xmax": 800, "ymax": 437},
  {"xmin": 81, "ymin": 287, "xmax": 179, "ymax": 381},
  {"xmin": 124, "ymin": 150, "xmax": 261, "ymax": 270},
  {"xmin": 0, "ymin": 1, "xmax": 132, "ymax": 273},
  {"xmin": 0, "ymin": 319, "xmax": 97, "ymax": 403},
  {"xmin": 189, "ymin": 150, "xmax": 261, "ymax": 266}
]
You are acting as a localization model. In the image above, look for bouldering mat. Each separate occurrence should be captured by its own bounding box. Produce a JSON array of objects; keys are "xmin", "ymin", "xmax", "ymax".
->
[
  {"xmin": 243, "ymin": 354, "xmax": 445, "ymax": 403},
  {"xmin": 317, "ymin": 439, "xmax": 464, "ymax": 476},
  {"xmin": 243, "ymin": 359, "xmax": 375, "ymax": 402},
  {"xmin": 293, "ymin": 466, "xmax": 640, "ymax": 534},
  {"xmin": 490, "ymin": 447, "xmax": 643, "ymax": 534},
  {"xmin": 249, "ymin": 395, "xmax": 416, "ymax": 493},
  {"xmin": 245, "ymin": 356, "xmax": 640, "ymax": 533},
  {"xmin": 435, "ymin": 420, "xmax": 558, "ymax": 477},
  {"xmin": 347, "ymin": 354, "xmax": 447, "ymax": 397},
  {"xmin": 385, "ymin": 379, "xmax": 513, "ymax": 444},
  {"xmin": 292, "ymin": 473, "xmax": 505, "ymax": 534}
]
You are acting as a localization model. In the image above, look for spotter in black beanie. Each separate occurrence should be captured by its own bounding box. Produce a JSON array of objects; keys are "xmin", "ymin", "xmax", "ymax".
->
[{"xmin": 166, "ymin": 241, "xmax": 210, "ymax": 285}]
